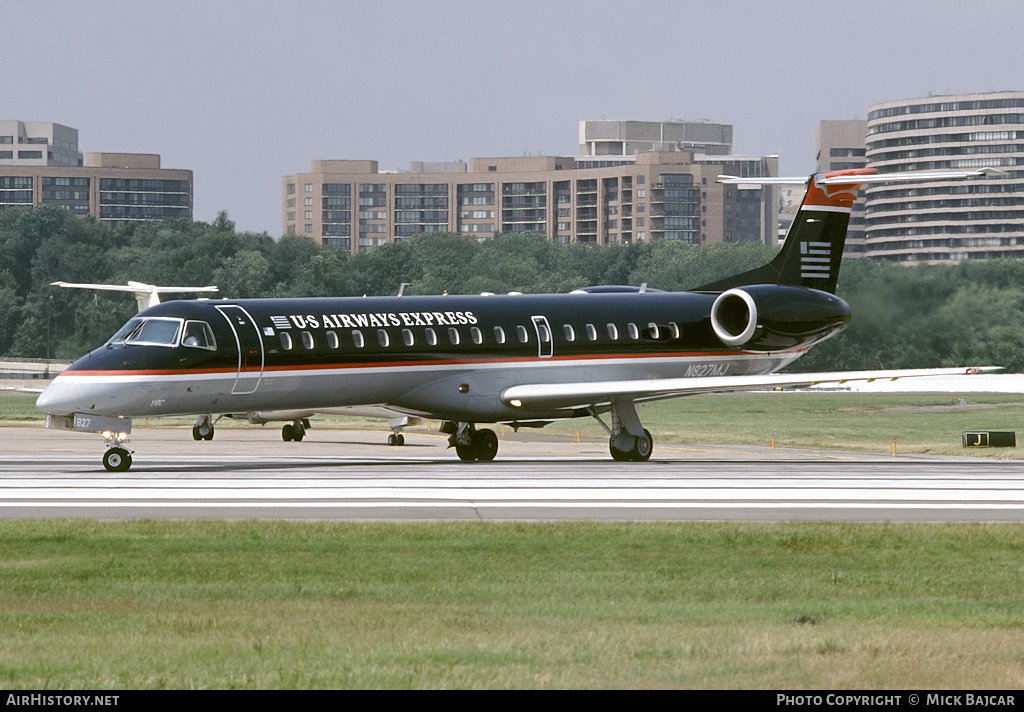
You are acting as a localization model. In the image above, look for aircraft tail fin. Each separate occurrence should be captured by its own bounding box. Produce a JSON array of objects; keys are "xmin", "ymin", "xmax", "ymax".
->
[
  {"xmin": 696, "ymin": 168, "xmax": 874, "ymax": 294},
  {"xmin": 696, "ymin": 167, "xmax": 1005, "ymax": 294}
]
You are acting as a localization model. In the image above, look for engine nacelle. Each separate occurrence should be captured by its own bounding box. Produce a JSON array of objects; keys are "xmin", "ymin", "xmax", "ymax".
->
[{"xmin": 710, "ymin": 285, "xmax": 851, "ymax": 350}]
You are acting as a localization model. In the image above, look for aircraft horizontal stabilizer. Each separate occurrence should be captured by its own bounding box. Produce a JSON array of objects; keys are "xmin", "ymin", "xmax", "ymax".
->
[
  {"xmin": 52, "ymin": 281, "xmax": 219, "ymax": 312},
  {"xmin": 717, "ymin": 168, "xmax": 1007, "ymax": 186},
  {"xmin": 501, "ymin": 367, "xmax": 1001, "ymax": 411}
]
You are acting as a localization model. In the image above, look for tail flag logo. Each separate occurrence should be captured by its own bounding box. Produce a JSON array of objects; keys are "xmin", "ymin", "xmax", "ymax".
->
[{"xmin": 800, "ymin": 241, "xmax": 831, "ymax": 280}]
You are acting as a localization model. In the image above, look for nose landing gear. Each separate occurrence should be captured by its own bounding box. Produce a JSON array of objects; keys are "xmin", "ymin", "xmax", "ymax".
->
[{"xmin": 102, "ymin": 447, "xmax": 133, "ymax": 472}]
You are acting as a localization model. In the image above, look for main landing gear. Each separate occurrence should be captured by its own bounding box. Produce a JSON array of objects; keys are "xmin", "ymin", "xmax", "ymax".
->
[
  {"xmin": 192, "ymin": 414, "xmax": 216, "ymax": 441},
  {"xmin": 282, "ymin": 419, "xmax": 310, "ymax": 441},
  {"xmin": 442, "ymin": 422, "xmax": 499, "ymax": 462},
  {"xmin": 592, "ymin": 399, "xmax": 655, "ymax": 462}
]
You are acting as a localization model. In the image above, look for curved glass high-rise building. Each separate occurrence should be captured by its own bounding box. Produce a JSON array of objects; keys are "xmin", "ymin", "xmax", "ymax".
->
[{"xmin": 865, "ymin": 91, "xmax": 1024, "ymax": 262}]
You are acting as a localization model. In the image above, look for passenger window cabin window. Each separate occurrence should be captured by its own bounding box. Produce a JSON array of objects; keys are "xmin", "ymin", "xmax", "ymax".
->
[
  {"xmin": 377, "ymin": 330, "xmax": 390, "ymax": 347},
  {"xmin": 448, "ymin": 327, "xmax": 460, "ymax": 345},
  {"xmin": 563, "ymin": 325, "xmax": 575, "ymax": 342},
  {"xmin": 301, "ymin": 331, "xmax": 314, "ymax": 349},
  {"xmin": 517, "ymin": 325, "xmax": 529, "ymax": 343},
  {"xmin": 402, "ymin": 328, "xmax": 414, "ymax": 346},
  {"xmin": 352, "ymin": 330, "xmax": 365, "ymax": 348},
  {"xmin": 326, "ymin": 330, "xmax": 339, "ymax": 349},
  {"xmin": 607, "ymin": 323, "xmax": 619, "ymax": 340},
  {"xmin": 280, "ymin": 333, "xmax": 293, "ymax": 350},
  {"xmin": 668, "ymin": 322, "xmax": 680, "ymax": 339},
  {"xmin": 493, "ymin": 326, "xmax": 506, "ymax": 344},
  {"xmin": 627, "ymin": 323, "xmax": 639, "ymax": 340},
  {"xmin": 425, "ymin": 328, "xmax": 438, "ymax": 346},
  {"xmin": 536, "ymin": 322, "xmax": 550, "ymax": 343},
  {"xmin": 471, "ymin": 326, "xmax": 482, "ymax": 345},
  {"xmin": 647, "ymin": 323, "xmax": 660, "ymax": 340},
  {"xmin": 586, "ymin": 324, "xmax": 598, "ymax": 341}
]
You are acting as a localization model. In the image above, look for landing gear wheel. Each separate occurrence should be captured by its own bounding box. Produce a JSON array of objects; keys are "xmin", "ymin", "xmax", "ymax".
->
[
  {"xmin": 103, "ymin": 448, "xmax": 132, "ymax": 473},
  {"xmin": 282, "ymin": 423, "xmax": 294, "ymax": 441},
  {"xmin": 396, "ymin": 433, "xmax": 405, "ymax": 446},
  {"xmin": 388, "ymin": 433, "xmax": 398, "ymax": 446},
  {"xmin": 631, "ymin": 429, "xmax": 654, "ymax": 462},
  {"xmin": 608, "ymin": 430, "xmax": 653, "ymax": 462},
  {"xmin": 455, "ymin": 443, "xmax": 477, "ymax": 461},
  {"xmin": 609, "ymin": 438, "xmax": 632, "ymax": 462},
  {"xmin": 473, "ymin": 428, "xmax": 498, "ymax": 461},
  {"xmin": 193, "ymin": 423, "xmax": 214, "ymax": 441}
]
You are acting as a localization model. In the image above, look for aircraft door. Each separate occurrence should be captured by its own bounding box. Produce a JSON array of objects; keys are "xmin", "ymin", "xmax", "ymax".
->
[
  {"xmin": 531, "ymin": 315, "xmax": 553, "ymax": 359},
  {"xmin": 215, "ymin": 305, "xmax": 264, "ymax": 395}
]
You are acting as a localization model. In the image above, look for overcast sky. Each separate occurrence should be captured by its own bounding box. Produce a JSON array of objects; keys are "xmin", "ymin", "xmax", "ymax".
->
[{"xmin": 5, "ymin": 0, "xmax": 1023, "ymax": 236}]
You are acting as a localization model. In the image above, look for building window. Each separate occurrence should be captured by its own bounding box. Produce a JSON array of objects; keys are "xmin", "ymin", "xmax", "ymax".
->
[{"xmin": 304, "ymin": 183, "xmax": 313, "ymax": 192}]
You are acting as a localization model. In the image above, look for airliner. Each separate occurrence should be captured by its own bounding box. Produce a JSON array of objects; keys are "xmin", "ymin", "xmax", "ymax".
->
[{"xmin": 36, "ymin": 167, "xmax": 1001, "ymax": 471}]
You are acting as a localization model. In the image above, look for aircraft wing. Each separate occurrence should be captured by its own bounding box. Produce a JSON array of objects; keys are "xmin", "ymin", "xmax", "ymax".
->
[
  {"xmin": 501, "ymin": 367, "xmax": 1001, "ymax": 411},
  {"xmin": 1, "ymin": 386, "xmax": 44, "ymax": 394}
]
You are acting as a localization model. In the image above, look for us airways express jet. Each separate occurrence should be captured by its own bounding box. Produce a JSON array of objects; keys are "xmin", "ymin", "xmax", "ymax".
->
[{"xmin": 36, "ymin": 167, "xmax": 1000, "ymax": 471}]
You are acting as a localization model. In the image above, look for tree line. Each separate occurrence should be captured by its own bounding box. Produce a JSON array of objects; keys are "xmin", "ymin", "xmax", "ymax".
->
[{"xmin": 2, "ymin": 205, "xmax": 1023, "ymax": 372}]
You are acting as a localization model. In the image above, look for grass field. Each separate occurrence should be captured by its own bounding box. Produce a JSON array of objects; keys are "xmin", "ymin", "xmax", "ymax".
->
[
  {"xmin": 3, "ymin": 392, "xmax": 1024, "ymax": 688},
  {"xmin": 6, "ymin": 390, "xmax": 1023, "ymax": 457},
  {"xmin": 1, "ymin": 520, "xmax": 1023, "ymax": 689}
]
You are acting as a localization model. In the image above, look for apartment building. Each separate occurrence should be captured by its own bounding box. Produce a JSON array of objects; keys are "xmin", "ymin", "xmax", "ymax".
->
[
  {"xmin": 864, "ymin": 92, "xmax": 1024, "ymax": 262},
  {"xmin": 283, "ymin": 151, "xmax": 778, "ymax": 252}
]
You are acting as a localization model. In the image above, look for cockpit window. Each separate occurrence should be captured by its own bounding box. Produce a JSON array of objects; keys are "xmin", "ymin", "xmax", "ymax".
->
[
  {"xmin": 182, "ymin": 321, "xmax": 217, "ymax": 350},
  {"xmin": 107, "ymin": 317, "xmax": 183, "ymax": 347}
]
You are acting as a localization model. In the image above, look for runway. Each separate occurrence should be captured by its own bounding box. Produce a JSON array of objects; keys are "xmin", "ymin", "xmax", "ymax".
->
[{"xmin": 3, "ymin": 426, "xmax": 1024, "ymax": 521}]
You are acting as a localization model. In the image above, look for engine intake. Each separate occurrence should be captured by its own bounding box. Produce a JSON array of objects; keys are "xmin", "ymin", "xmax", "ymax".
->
[{"xmin": 710, "ymin": 285, "xmax": 851, "ymax": 350}]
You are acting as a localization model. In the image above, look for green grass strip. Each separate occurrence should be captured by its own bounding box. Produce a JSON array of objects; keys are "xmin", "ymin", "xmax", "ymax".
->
[{"xmin": 0, "ymin": 520, "xmax": 1022, "ymax": 688}]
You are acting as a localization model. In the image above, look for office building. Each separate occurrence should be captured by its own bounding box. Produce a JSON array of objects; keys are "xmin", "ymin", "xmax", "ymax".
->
[
  {"xmin": 864, "ymin": 91, "xmax": 1024, "ymax": 262},
  {"xmin": 0, "ymin": 121, "xmax": 193, "ymax": 229},
  {"xmin": 0, "ymin": 121, "xmax": 82, "ymax": 167}
]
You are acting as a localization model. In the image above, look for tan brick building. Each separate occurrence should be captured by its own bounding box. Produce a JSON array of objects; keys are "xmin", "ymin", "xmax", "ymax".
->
[{"xmin": 283, "ymin": 150, "xmax": 778, "ymax": 252}]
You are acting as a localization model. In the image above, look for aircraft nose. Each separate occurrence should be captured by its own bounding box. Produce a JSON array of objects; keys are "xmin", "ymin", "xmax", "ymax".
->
[{"xmin": 36, "ymin": 380, "xmax": 80, "ymax": 415}]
